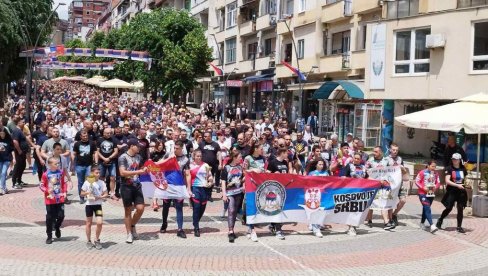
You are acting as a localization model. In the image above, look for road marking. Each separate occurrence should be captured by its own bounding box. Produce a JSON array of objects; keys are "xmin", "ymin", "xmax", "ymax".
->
[{"xmin": 258, "ymin": 240, "xmax": 316, "ymax": 274}]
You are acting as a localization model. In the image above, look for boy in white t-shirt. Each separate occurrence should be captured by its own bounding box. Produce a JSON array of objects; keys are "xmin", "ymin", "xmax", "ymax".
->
[{"xmin": 80, "ymin": 167, "xmax": 108, "ymax": 250}]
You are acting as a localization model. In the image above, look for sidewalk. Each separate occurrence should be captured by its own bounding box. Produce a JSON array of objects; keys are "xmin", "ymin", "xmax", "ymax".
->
[{"xmin": 0, "ymin": 170, "xmax": 487, "ymax": 275}]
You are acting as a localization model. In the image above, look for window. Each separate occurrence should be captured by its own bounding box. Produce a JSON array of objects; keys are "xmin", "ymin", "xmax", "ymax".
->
[
  {"xmin": 298, "ymin": 39, "xmax": 305, "ymax": 59},
  {"xmin": 184, "ymin": 0, "xmax": 191, "ymax": 10},
  {"xmin": 248, "ymin": 42, "xmax": 258, "ymax": 60},
  {"xmin": 226, "ymin": 2, "xmax": 237, "ymax": 28},
  {"xmin": 74, "ymin": 1, "xmax": 83, "ymax": 7},
  {"xmin": 284, "ymin": 43, "xmax": 293, "ymax": 62},
  {"xmin": 331, "ymin": 31, "xmax": 350, "ymax": 55},
  {"xmin": 394, "ymin": 28, "xmax": 431, "ymax": 75},
  {"xmin": 264, "ymin": 0, "xmax": 277, "ymax": 15},
  {"xmin": 473, "ymin": 21, "xmax": 488, "ymax": 71},
  {"xmin": 323, "ymin": 31, "xmax": 328, "ymax": 55},
  {"xmin": 285, "ymin": 0, "xmax": 294, "ymax": 15},
  {"xmin": 387, "ymin": 0, "xmax": 419, "ymax": 19},
  {"xmin": 358, "ymin": 25, "xmax": 367, "ymax": 50},
  {"xmin": 264, "ymin": 38, "xmax": 274, "ymax": 56},
  {"xmin": 299, "ymin": 0, "xmax": 306, "ymax": 12},
  {"xmin": 458, "ymin": 0, "xmax": 488, "ymax": 8},
  {"xmin": 218, "ymin": 9, "xmax": 225, "ymax": 31},
  {"xmin": 226, "ymin": 38, "xmax": 237, "ymax": 63},
  {"xmin": 88, "ymin": 23, "xmax": 94, "ymax": 28},
  {"xmin": 326, "ymin": 0, "xmax": 338, "ymax": 4}
]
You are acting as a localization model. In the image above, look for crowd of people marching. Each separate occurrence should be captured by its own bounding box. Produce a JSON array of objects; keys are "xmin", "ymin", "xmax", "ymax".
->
[{"xmin": 0, "ymin": 80, "xmax": 469, "ymax": 248}]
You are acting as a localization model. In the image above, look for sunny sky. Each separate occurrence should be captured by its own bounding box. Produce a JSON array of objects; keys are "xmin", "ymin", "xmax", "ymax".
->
[{"xmin": 53, "ymin": 0, "xmax": 73, "ymax": 20}]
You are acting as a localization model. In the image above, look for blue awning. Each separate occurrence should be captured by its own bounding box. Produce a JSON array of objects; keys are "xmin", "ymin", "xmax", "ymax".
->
[
  {"xmin": 312, "ymin": 80, "xmax": 364, "ymax": 100},
  {"xmin": 243, "ymin": 74, "xmax": 275, "ymax": 83}
]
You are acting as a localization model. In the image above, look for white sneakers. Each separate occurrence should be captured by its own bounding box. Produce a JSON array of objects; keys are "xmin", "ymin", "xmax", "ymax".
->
[
  {"xmin": 126, "ymin": 233, "xmax": 134, "ymax": 244},
  {"xmin": 420, "ymin": 222, "xmax": 438, "ymax": 234},
  {"xmin": 250, "ymin": 231, "xmax": 258, "ymax": 242},
  {"xmin": 347, "ymin": 226, "xmax": 357, "ymax": 236},
  {"xmin": 313, "ymin": 229, "xmax": 324, "ymax": 238},
  {"xmin": 131, "ymin": 226, "xmax": 139, "ymax": 239},
  {"xmin": 430, "ymin": 225, "xmax": 438, "ymax": 233}
]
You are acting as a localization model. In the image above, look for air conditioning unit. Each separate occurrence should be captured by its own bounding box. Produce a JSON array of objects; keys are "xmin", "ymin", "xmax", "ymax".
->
[
  {"xmin": 426, "ymin": 34, "xmax": 446, "ymax": 49},
  {"xmin": 269, "ymin": 16, "xmax": 277, "ymax": 26},
  {"xmin": 269, "ymin": 61, "xmax": 276, "ymax": 68}
]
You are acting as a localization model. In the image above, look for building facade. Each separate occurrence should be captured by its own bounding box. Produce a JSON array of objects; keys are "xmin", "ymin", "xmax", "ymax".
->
[
  {"xmin": 67, "ymin": 0, "xmax": 111, "ymax": 41},
  {"xmin": 364, "ymin": 0, "xmax": 488, "ymax": 158}
]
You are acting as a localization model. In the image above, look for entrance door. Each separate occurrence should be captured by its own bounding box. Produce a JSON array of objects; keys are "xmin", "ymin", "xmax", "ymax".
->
[{"xmin": 336, "ymin": 105, "xmax": 355, "ymax": 142}]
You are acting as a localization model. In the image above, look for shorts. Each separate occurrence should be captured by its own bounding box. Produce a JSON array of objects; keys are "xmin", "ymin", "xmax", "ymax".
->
[
  {"xmin": 398, "ymin": 185, "xmax": 407, "ymax": 198},
  {"xmin": 85, "ymin": 205, "xmax": 103, "ymax": 217},
  {"xmin": 99, "ymin": 163, "xmax": 116, "ymax": 177},
  {"xmin": 120, "ymin": 184, "xmax": 145, "ymax": 208},
  {"xmin": 441, "ymin": 189, "xmax": 468, "ymax": 209}
]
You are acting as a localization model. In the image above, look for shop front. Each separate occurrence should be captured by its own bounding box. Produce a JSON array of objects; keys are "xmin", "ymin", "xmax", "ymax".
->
[{"xmin": 243, "ymin": 73, "xmax": 275, "ymax": 120}]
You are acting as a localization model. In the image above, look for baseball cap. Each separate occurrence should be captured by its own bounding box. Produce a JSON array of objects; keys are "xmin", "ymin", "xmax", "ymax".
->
[
  {"xmin": 347, "ymin": 132, "xmax": 353, "ymax": 137},
  {"xmin": 451, "ymin": 153, "xmax": 462, "ymax": 160},
  {"xmin": 127, "ymin": 138, "xmax": 139, "ymax": 147}
]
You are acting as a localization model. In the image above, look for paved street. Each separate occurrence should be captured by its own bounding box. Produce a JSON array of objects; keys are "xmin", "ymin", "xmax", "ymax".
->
[{"xmin": 1, "ymin": 171, "xmax": 487, "ymax": 276}]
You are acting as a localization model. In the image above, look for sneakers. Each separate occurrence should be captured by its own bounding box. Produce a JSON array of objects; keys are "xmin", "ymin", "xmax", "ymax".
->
[
  {"xmin": 366, "ymin": 220, "xmax": 373, "ymax": 228},
  {"xmin": 177, "ymin": 229, "xmax": 187, "ymax": 239},
  {"xmin": 419, "ymin": 222, "xmax": 427, "ymax": 231},
  {"xmin": 430, "ymin": 225, "xmax": 438, "ymax": 233},
  {"xmin": 160, "ymin": 223, "xmax": 167, "ymax": 233},
  {"xmin": 55, "ymin": 228, "xmax": 61, "ymax": 239},
  {"xmin": 436, "ymin": 220, "xmax": 443, "ymax": 229},
  {"xmin": 19, "ymin": 181, "xmax": 28, "ymax": 187},
  {"xmin": 276, "ymin": 231, "xmax": 285, "ymax": 240},
  {"xmin": 126, "ymin": 233, "xmax": 134, "ymax": 244},
  {"xmin": 13, "ymin": 184, "xmax": 22, "ymax": 190},
  {"xmin": 228, "ymin": 232, "xmax": 236, "ymax": 243},
  {"xmin": 194, "ymin": 228, "xmax": 200, "ymax": 237},
  {"xmin": 250, "ymin": 231, "xmax": 258, "ymax": 242},
  {"xmin": 384, "ymin": 221, "xmax": 395, "ymax": 230},
  {"xmin": 347, "ymin": 226, "xmax": 357, "ymax": 236},
  {"xmin": 313, "ymin": 228, "xmax": 324, "ymax": 238},
  {"xmin": 46, "ymin": 237, "xmax": 53, "ymax": 244},
  {"xmin": 457, "ymin": 227, "xmax": 466, "ymax": 233},
  {"xmin": 131, "ymin": 225, "xmax": 138, "ymax": 240},
  {"xmin": 86, "ymin": 241, "xmax": 95, "ymax": 249},
  {"xmin": 392, "ymin": 215, "xmax": 399, "ymax": 226},
  {"xmin": 94, "ymin": 240, "xmax": 102, "ymax": 250},
  {"xmin": 0, "ymin": 189, "xmax": 5, "ymax": 195},
  {"xmin": 308, "ymin": 224, "xmax": 313, "ymax": 232}
]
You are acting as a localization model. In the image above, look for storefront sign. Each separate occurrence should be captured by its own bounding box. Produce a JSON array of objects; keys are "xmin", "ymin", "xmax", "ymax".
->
[
  {"xmin": 370, "ymin": 23, "xmax": 386, "ymax": 90},
  {"xmin": 226, "ymin": 80, "xmax": 243, "ymax": 87}
]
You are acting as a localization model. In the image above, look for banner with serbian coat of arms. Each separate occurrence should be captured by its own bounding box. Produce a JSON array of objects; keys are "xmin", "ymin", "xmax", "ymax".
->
[
  {"xmin": 245, "ymin": 173, "xmax": 383, "ymax": 227},
  {"xmin": 368, "ymin": 166, "xmax": 402, "ymax": 210}
]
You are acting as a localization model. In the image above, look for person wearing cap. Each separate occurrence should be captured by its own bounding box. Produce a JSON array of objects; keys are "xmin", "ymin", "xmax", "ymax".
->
[
  {"xmin": 345, "ymin": 133, "xmax": 354, "ymax": 149},
  {"xmin": 118, "ymin": 138, "xmax": 147, "ymax": 244},
  {"xmin": 436, "ymin": 153, "xmax": 468, "ymax": 233}
]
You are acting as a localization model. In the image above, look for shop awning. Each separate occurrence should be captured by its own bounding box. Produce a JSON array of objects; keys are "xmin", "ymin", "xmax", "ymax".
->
[
  {"xmin": 243, "ymin": 74, "xmax": 275, "ymax": 83},
  {"xmin": 312, "ymin": 80, "xmax": 364, "ymax": 100}
]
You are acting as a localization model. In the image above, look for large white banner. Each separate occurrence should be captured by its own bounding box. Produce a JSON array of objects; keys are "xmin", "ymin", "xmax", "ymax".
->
[
  {"xmin": 368, "ymin": 166, "xmax": 402, "ymax": 210},
  {"xmin": 370, "ymin": 23, "xmax": 386, "ymax": 90}
]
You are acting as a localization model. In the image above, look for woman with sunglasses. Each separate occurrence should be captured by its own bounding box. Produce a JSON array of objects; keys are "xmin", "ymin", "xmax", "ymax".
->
[{"xmin": 186, "ymin": 149, "xmax": 213, "ymax": 237}]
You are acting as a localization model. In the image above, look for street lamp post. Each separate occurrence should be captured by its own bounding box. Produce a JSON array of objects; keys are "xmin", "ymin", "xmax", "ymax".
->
[
  {"xmin": 25, "ymin": 2, "xmax": 66, "ymax": 127},
  {"xmin": 278, "ymin": 15, "xmax": 303, "ymax": 118},
  {"xmin": 223, "ymin": 68, "xmax": 238, "ymax": 123}
]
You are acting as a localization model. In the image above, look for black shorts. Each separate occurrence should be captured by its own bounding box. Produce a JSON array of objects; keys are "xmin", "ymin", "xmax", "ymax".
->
[
  {"xmin": 85, "ymin": 205, "xmax": 103, "ymax": 217},
  {"xmin": 441, "ymin": 188, "xmax": 468, "ymax": 209},
  {"xmin": 120, "ymin": 185, "xmax": 145, "ymax": 208}
]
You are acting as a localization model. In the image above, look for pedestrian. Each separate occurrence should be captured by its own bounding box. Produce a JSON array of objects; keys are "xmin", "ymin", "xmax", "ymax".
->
[
  {"xmin": 343, "ymin": 153, "xmax": 368, "ymax": 236},
  {"xmin": 158, "ymin": 141, "xmax": 189, "ymax": 239},
  {"xmin": 415, "ymin": 160, "xmax": 440, "ymax": 233},
  {"xmin": 119, "ymin": 139, "xmax": 147, "ymax": 244},
  {"xmin": 437, "ymin": 153, "xmax": 468, "ymax": 233},
  {"xmin": 306, "ymin": 111, "xmax": 318, "ymax": 135},
  {"xmin": 11, "ymin": 117, "xmax": 29, "ymax": 189},
  {"xmin": 385, "ymin": 143, "xmax": 407, "ymax": 227},
  {"xmin": 80, "ymin": 166, "xmax": 108, "ymax": 250},
  {"xmin": 72, "ymin": 130, "xmax": 97, "ymax": 204},
  {"xmin": 221, "ymin": 151, "xmax": 244, "ymax": 243},
  {"xmin": 96, "ymin": 128, "xmax": 119, "ymax": 200},
  {"xmin": 0, "ymin": 127, "xmax": 14, "ymax": 195},
  {"xmin": 40, "ymin": 157, "xmax": 68, "ymax": 244},
  {"xmin": 198, "ymin": 131, "xmax": 221, "ymax": 201},
  {"xmin": 186, "ymin": 149, "xmax": 213, "ymax": 237}
]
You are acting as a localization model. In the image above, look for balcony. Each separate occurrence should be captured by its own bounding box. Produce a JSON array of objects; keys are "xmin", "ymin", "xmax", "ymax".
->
[
  {"xmin": 239, "ymin": 19, "xmax": 256, "ymax": 37},
  {"xmin": 320, "ymin": 54, "xmax": 345, "ymax": 73},
  {"xmin": 256, "ymin": 13, "xmax": 276, "ymax": 31},
  {"xmin": 321, "ymin": 0, "xmax": 353, "ymax": 23},
  {"xmin": 277, "ymin": 18, "xmax": 295, "ymax": 35},
  {"xmin": 353, "ymin": 0, "xmax": 381, "ymax": 14},
  {"xmin": 350, "ymin": 50, "xmax": 366, "ymax": 70},
  {"xmin": 295, "ymin": 8, "xmax": 319, "ymax": 28},
  {"xmin": 255, "ymin": 56, "xmax": 273, "ymax": 71},
  {"xmin": 276, "ymin": 63, "xmax": 293, "ymax": 79},
  {"xmin": 190, "ymin": 0, "xmax": 209, "ymax": 15},
  {"xmin": 239, "ymin": 59, "xmax": 254, "ymax": 73}
]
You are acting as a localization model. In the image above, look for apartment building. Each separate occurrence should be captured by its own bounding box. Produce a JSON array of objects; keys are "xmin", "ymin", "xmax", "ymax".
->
[
  {"xmin": 67, "ymin": 0, "xmax": 111, "ymax": 41},
  {"xmin": 363, "ymin": 0, "xmax": 488, "ymax": 159}
]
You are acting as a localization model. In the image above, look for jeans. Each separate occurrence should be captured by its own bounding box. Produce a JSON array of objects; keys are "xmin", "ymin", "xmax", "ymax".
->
[
  {"xmin": 162, "ymin": 199, "xmax": 184, "ymax": 230},
  {"xmin": 0, "ymin": 161, "xmax": 10, "ymax": 191},
  {"xmin": 419, "ymin": 194, "xmax": 434, "ymax": 225},
  {"xmin": 12, "ymin": 151, "xmax": 26, "ymax": 185},
  {"xmin": 75, "ymin": 165, "xmax": 91, "ymax": 199}
]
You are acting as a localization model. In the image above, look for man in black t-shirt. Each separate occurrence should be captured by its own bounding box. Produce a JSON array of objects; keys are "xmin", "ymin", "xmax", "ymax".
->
[
  {"xmin": 32, "ymin": 121, "xmax": 49, "ymax": 181},
  {"xmin": 97, "ymin": 128, "xmax": 119, "ymax": 199},
  {"xmin": 199, "ymin": 131, "xmax": 221, "ymax": 198},
  {"xmin": 136, "ymin": 129, "xmax": 150, "ymax": 164},
  {"xmin": 11, "ymin": 118, "xmax": 29, "ymax": 189},
  {"xmin": 72, "ymin": 130, "xmax": 97, "ymax": 204},
  {"xmin": 233, "ymin": 133, "xmax": 250, "ymax": 158}
]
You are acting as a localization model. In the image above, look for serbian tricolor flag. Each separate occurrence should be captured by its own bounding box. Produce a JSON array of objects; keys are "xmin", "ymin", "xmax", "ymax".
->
[
  {"xmin": 140, "ymin": 158, "xmax": 189, "ymax": 199},
  {"xmin": 281, "ymin": 60, "xmax": 307, "ymax": 81},
  {"xmin": 209, "ymin": 62, "xmax": 223, "ymax": 76},
  {"xmin": 56, "ymin": 45, "xmax": 65, "ymax": 56},
  {"xmin": 245, "ymin": 172, "xmax": 383, "ymax": 226}
]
